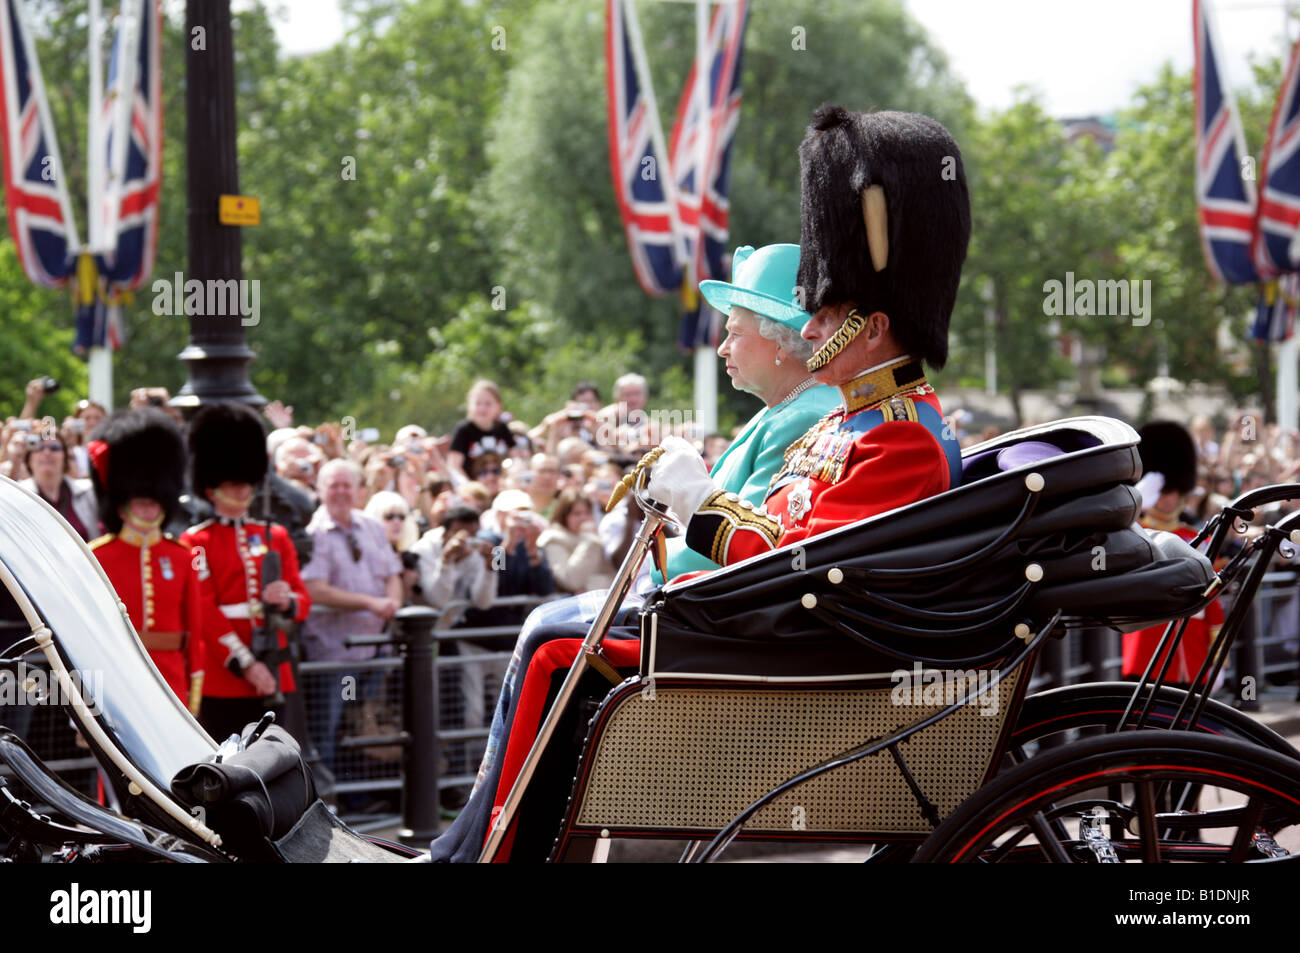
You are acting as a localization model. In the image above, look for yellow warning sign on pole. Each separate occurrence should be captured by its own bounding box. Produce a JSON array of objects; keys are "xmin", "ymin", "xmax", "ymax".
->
[{"xmin": 218, "ymin": 195, "xmax": 261, "ymax": 226}]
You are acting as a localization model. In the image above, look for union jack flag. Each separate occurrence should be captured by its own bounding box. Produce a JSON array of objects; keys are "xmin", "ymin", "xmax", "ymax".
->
[
  {"xmin": 606, "ymin": 0, "xmax": 683, "ymax": 297},
  {"xmin": 95, "ymin": 0, "xmax": 162, "ymax": 291},
  {"xmin": 1193, "ymin": 0, "xmax": 1258, "ymax": 285},
  {"xmin": 668, "ymin": 0, "xmax": 748, "ymax": 287},
  {"xmin": 1252, "ymin": 34, "xmax": 1300, "ymax": 280},
  {"xmin": 0, "ymin": 0, "xmax": 79, "ymax": 288}
]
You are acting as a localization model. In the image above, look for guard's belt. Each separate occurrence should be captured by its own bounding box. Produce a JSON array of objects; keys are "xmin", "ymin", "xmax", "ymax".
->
[
  {"xmin": 139, "ymin": 630, "xmax": 184, "ymax": 652},
  {"xmin": 219, "ymin": 602, "xmax": 262, "ymax": 620}
]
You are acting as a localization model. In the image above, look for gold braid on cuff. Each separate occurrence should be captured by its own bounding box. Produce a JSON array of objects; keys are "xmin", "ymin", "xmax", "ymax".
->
[
  {"xmin": 693, "ymin": 490, "xmax": 781, "ymax": 564},
  {"xmin": 805, "ymin": 308, "xmax": 867, "ymax": 372},
  {"xmin": 605, "ymin": 446, "xmax": 665, "ymax": 512}
]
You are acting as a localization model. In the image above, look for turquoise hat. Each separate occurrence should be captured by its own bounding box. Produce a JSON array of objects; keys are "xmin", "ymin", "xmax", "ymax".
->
[{"xmin": 699, "ymin": 243, "xmax": 810, "ymax": 330}]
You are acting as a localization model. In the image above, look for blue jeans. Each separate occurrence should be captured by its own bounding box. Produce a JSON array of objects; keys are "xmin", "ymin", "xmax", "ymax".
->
[{"xmin": 305, "ymin": 668, "xmax": 377, "ymax": 775}]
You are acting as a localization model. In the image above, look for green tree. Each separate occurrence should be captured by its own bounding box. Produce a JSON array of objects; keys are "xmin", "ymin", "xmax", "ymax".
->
[{"xmin": 479, "ymin": 0, "xmax": 972, "ymax": 425}]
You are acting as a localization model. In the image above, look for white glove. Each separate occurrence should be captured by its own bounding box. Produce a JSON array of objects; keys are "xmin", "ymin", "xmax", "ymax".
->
[{"xmin": 644, "ymin": 436, "xmax": 717, "ymax": 522}]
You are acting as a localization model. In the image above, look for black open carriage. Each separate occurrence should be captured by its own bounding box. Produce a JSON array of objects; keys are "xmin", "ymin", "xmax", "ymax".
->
[{"xmin": 1, "ymin": 416, "xmax": 1299, "ymax": 863}]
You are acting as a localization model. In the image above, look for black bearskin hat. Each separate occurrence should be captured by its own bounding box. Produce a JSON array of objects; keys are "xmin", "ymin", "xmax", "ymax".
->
[
  {"xmin": 188, "ymin": 402, "xmax": 268, "ymax": 499},
  {"xmin": 87, "ymin": 408, "xmax": 186, "ymax": 534},
  {"xmin": 1138, "ymin": 421, "xmax": 1199, "ymax": 496},
  {"xmin": 796, "ymin": 106, "xmax": 971, "ymax": 369}
]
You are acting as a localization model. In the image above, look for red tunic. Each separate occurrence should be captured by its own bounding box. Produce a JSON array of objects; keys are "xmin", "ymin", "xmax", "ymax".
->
[
  {"xmin": 683, "ymin": 359, "xmax": 960, "ymax": 568},
  {"xmin": 1122, "ymin": 518, "xmax": 1224, "ymax": 684},
  {"xmin": 90, "ymin": 528, "xmax": 228, "ymax": 705},
  {"xmin": 179, "ymin": 518, "xmax": 311, "ymax": 697}
]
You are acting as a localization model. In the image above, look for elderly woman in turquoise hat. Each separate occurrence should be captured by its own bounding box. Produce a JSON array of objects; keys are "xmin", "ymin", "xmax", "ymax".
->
[
  {"xmin": 656, "ymin": 243, "xmax": 839, "ymax": 580},
  {"xmin": 427, "ymin": 242, "xmax": 837, "ymax": 861}
]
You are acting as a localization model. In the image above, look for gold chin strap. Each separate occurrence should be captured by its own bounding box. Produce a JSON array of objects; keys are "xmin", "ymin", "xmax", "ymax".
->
[{"xmin": 806, "ymin": 309, "xmax": 867, "ymax": 372}]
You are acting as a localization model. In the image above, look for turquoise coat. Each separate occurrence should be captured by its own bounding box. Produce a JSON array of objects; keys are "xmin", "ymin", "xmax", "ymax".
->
[{"xmin": 653, "ymin": 383, "xmax": 841, "ymax": 583}]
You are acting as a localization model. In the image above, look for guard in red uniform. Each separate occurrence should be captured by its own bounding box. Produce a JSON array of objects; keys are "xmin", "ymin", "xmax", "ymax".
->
[
  {"xmin": 1122, "ymin": 421, "xmax": 1223, "ymax": 685},
  {"xmin": 180, "ymin": 403, "xmax": 312, "ymax": 741},
  {"xmin": 86, "ymin": 408, "xmax": 231, "ymax": 711}
]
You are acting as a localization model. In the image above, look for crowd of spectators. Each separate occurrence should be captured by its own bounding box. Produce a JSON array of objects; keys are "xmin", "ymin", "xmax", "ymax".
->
[
  {"xmin": 15, "ymin": 374, "xmax": 1300, "ymax": 600},
  {"xmin": 11, "ymin": 370, "xmax": 1299, "ymax": 782}
]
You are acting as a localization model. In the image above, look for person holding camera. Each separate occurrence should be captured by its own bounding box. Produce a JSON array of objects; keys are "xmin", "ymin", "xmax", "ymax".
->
[
  {"xmin": 409, "ymin": 502, "xmax": 498, "ymax": 613},
  {"xmin": 18, "ymin": 376, "xmax": 59, "ymax": 421},
  {"xmin": 64, "ymin": 400, "xmax": 107, "ymax": 480}
]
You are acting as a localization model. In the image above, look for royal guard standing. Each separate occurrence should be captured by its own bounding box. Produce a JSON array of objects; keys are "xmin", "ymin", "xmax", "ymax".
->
[
  {"xmin": 86, "ymin": 408, "xmax": 230, "ymax": 711},
  {"xmin": 1123, "ymin": 421, "xmax": 1224, "ymax": 685},
  {"xmin": 180, "ymin": 403, "xmax": 312, "ymax": 741}
]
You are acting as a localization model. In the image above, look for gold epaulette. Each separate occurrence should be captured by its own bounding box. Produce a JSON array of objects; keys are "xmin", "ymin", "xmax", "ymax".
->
[
  {"xmin": 88, "ymin": 533, "xmax": 116, "ymax": 551},
  {"xmin": 879, "ymin": 396, "xmax": 919, "ymax": 423}
]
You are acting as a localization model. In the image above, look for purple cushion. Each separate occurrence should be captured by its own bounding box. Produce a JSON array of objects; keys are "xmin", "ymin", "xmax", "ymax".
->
[{"xmin": 995, "ymin": 440, "xmax": 1064, "ymax": 470}]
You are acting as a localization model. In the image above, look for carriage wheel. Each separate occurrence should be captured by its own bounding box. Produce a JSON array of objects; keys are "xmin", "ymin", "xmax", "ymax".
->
[
  {"xmin": 1006, "ymin": 681, "xmax": 1299, "ymax": 765},
  {"xmin": 912, "ymin": 731, "xmax": 1300, "ymax": 863}
]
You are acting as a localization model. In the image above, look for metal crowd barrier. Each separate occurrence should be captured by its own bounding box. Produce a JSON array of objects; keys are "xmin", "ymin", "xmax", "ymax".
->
[{"xmin": 298, "ymin": 593, "xmax": 557, "ymax": 841}]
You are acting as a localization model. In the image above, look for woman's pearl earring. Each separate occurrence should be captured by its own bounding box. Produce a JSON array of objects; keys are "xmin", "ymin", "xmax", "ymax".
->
[{"xmin": 775, "ymin": 354, "xmax": 783, "ymax": 366}]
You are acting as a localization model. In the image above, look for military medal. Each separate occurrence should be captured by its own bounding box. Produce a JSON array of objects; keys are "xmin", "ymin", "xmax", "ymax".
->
[
  {"xmin": 248, "ymin": 533, "xmax": 268, "ymax": 557},
  {"xmin": 787, "ymin": 479, "xmax": 812, "ymax": 524},
  {"xmin": 159, "ymin": 556, "xmax": 174, "ymax": 580}
]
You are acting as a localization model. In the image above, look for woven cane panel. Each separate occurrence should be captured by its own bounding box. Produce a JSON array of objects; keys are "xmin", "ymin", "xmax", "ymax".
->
[{"xmin": 576, "ymin": 674, "xmax": 1019, "ymax": 835}]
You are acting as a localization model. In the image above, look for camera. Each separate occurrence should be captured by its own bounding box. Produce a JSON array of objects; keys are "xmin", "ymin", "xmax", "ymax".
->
[
  {"xmin": 146, "ymin": 396, "xmax": 165, "ymax": 408},
  {"xmin": 312, "ymin": 432, "xmax": 330, "ymax": 446},
  {"xmin": 566, "ymin": 409, "xmax": 585, "ymax": 421},
  {"xmin": 400, "ymin": 550, "xmax": 420, "ymax": 571},
  {"xmin": 389, "ymin": 454, "xmax": 407, "ymax": 469},
  {"xmin": 39, "ymin": 376, "xmax": 59, "ymax": 395},
  {"xmin": 295, "ymin": 459, "xmax": 314, "ymax": 475},
  {"xmin": 24, "ymin": 434, "xmax": 42, "ymax": 450},
  {"xmin": 357, "ymin": 427, "xmax": 380, "ymax": 443},
  {"xmin": 66, "ymin": 419, "xmax": 85, "ymax": 434}
]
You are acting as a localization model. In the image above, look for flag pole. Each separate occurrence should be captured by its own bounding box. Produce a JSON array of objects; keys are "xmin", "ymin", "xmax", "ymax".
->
[
  {"xmin": 88, "ymin": 0, "xmax": 103, "ymax": 252},
  {"xmin": 87, "ymin": 0, "xmax": 114, "ymax": 409},
  {"xmin": 103, "ymin": 0, "xmax": 143, "ymax": 251},
  {"xmin": 691, "ymin": 0, "xmax": 717, "ymax": 436}
]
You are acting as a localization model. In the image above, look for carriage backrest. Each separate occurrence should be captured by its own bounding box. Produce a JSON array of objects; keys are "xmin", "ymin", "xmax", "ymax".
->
[{"xmin": 0, "ymin": 478, "xmax": 216, "ymax": 800}]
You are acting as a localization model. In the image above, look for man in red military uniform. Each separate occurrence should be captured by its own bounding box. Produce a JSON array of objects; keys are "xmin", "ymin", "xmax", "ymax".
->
[
  {"xmin": 455, "ymin": 106, "xmax": 973, "ymax": 861},
  {"xmin": 1122, "ymin": 421, "xmax": 1223, "ymax": 685},
  {"xmin": 87, "ymin": 408, "xmax": 232, "ymax": 710},
  {"xmin": 641, "ymin": 107, "xmax": 967, "ymax": 565},
  {"xmin": 180, "ymin": 403, "xmax": 312, "ymax": 742}
]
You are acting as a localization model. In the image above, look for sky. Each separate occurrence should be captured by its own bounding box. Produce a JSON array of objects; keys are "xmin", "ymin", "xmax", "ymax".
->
[{"xmin": 264, "ymin": 0, "xmax": 1296, "ymax": 117}]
